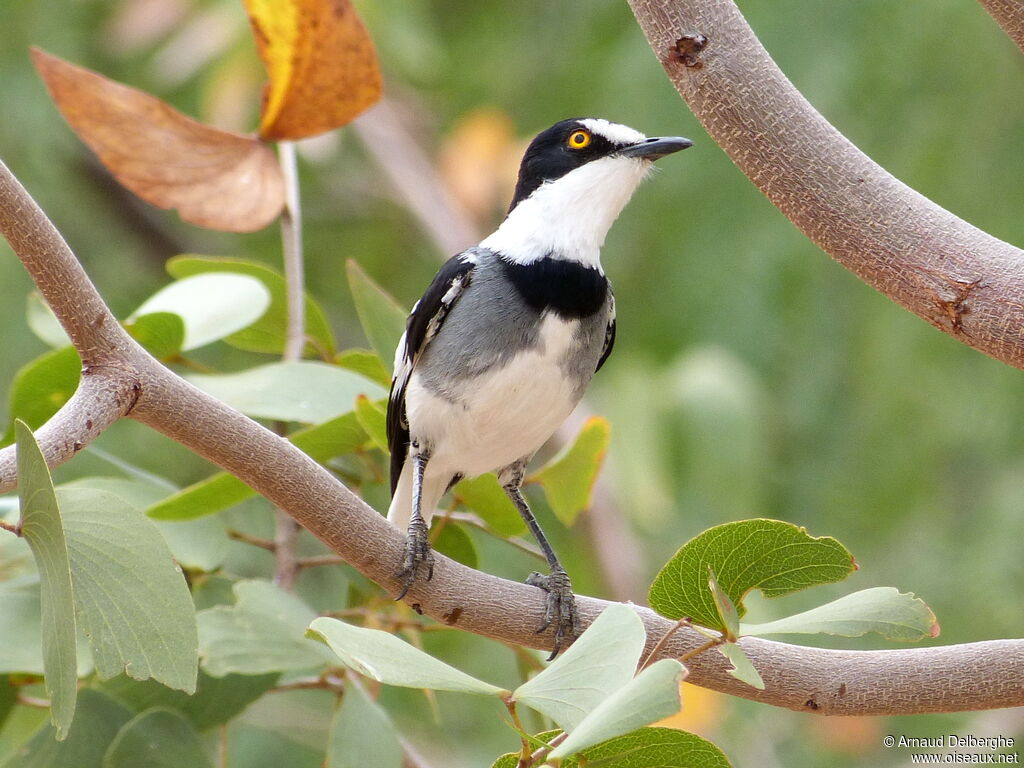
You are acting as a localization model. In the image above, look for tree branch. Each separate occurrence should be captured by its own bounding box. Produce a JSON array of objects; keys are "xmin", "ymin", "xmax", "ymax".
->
[
  {"xmin": 977, "ymin": 0, "xmax": 1024, "ymax": 54},
  {"xmin": 628, "ymin": 0, "xmax": 1024, "ymax": 370},
  {"xmin": 1, "ymin": 157, "xmax": 1023, "ymax": 715}
]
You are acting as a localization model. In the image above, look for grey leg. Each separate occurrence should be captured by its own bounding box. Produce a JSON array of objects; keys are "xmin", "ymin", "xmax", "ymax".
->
[
  {"xmin": 396, "ymin": 443, "xmax": 435, "ymax": 600},
  {"xmin": 502, "ymin": 463, "xmax": 580, "ymax": 658}
]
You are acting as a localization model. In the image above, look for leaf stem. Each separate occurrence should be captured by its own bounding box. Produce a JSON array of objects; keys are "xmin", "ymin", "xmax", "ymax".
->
[
  {"xmin": 679, "ymin": 638, "xmax": 723, "ymax": 664},
  {"xmin": 502, "ymin": 696, "xmax": 534, "ymax": 765},
  {"xmin": 0, "ymin": 519, "xmax": 21, "ymax": 535},
  {"xmin": 639, "ymin": 617, "xmax": 688, "ymax": 671}
]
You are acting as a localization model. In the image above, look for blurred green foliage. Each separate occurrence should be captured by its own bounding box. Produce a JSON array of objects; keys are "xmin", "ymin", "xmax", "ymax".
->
[{"xmin": 2, "ymin": 0, "xmax": 1024, "ymax": 765}]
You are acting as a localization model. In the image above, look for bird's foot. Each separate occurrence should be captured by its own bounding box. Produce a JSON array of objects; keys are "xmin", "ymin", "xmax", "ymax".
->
[
  {"xmin": 526, "ymin": 568, "xmax": 580, "ymax": 659},
  {"xmin": 396, "ymin": 518, "xmax": 434, "ymax": 600}
]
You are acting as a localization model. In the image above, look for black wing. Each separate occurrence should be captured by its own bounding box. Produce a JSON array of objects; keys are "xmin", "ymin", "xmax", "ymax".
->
[
  {"xmin": 387, "ymin": 253, "xmax": 476, "ymax": 494},
  {"xmin": 595, "ymin": 291, "xmax": 616, "ymax": 373}
]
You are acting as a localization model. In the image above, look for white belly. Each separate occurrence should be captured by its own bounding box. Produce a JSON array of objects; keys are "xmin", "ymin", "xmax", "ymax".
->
[{"xmin": 405, "ymin": 314, "xmax": 582, "ymax": 479}]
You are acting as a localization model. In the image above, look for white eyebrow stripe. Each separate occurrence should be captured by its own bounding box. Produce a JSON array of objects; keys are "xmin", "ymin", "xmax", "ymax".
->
[{"xmin": 579, "ymin": 118, "xmax": 646, "ymax": 146}]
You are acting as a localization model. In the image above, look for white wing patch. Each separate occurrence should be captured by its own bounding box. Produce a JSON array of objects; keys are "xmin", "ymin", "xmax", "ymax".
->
[{"xmin": 423, "ymin": 272, "xmax": 470, "ymax": 350}]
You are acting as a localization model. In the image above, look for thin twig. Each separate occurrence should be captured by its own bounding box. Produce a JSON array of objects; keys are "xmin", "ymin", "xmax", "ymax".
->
[
  {"xmin": 273, "ymin": 139, "xmax": 306, "ymax": 591},
  {"xmin": 16, "ymin": 694, "xmax": 50, "ymax": 709},
  {"xmin": 296, "ymin": 553, "xmax": 348, "ymax": 568},
  {"xmin": 278, "ymin": 140, "xmax": 305, "ymax": 363},
  {"xmin": 226, "ymin": 528, "xmax": 275, "ymax": 552},
  {"xmin": 218, "ymin": 723, "xmax": 228, "ymax": 768},
  {"xmin": 527, "ymin": 730, "xmax": 569, "ymax": 767},
  {"xmin": 271, "ymin": 674, "xmax": 346, "ymax": 694}
]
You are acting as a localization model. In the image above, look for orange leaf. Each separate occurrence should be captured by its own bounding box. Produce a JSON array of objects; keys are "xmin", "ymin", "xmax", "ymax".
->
[
  {"xmin": 31, "ymin": 47, "xmax": 284, "ymax": 233},
  {"xmin": 244, "ymin": 0, "xmax": 382, "ymax": 141}
]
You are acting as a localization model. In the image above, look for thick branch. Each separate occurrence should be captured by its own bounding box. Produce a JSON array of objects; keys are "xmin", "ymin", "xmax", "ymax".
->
[
  {"xmin": 2, "ymin": 158, "xmax": 1023, "ymax": 715},
  {"xmin": 0, "ymin": 370, "xmax": 136, "ymax": 489},
  {"xmin": 629, "ymin": 0, "xmax": 1024, "ymax": 369},
  {"xmin": 978, "ymin": 0, "xmax": 1024, "ymax": 54}
]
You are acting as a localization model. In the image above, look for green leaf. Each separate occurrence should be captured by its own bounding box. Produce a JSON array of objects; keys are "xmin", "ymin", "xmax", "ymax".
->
[
  {"xmin": 451, "ymin": 474, "xmax": 525, "ymax": 537},
  {"xmin": 0, "ymin": 582, "xmax": 47, "ymax": 674},
  {"xmin": 289, "ymin": 410, "xmax": 369, "ymax": 462},
  {"xmin": 197, "ymin": 580, "xmax": 331, "ymax": 677},
  {"xmin": 0, "ymin": 578, "xmax": 92, "ymax": 677},
  {"xmin": 492, "ymin": 728, "xmax": 731, "ymax": 768},
  {"xmin": 167, "ymin": 255, "xmax": 337, "ymax": 357},
  {"xmin": 123, "ymin": 312, "xmax": 185, "ymax": 360},
  {"xmin": 146, "ymin": 473, "xmax": 253, "ymax": 522},
  {"xmin": 513, "ymin": 603, "xmax": 647, "ymax": 730},
  {"xmin": 226, "ymin": 723, "xmax": 323, "ymax": 768},
  {"xmin": 97, "ymin": 670, "xmax": 279, "ymax": 731},
  {"xmin": 336, "ymin": 349, "xmax": 391, "ymax": 387},
  {"xmin": 185, "ymin": 361, "xmax": 384, "ymax": 423},
  {"xmin": 739, "ymin": 586, "xmax": 940, "ymax": 641},
  {"xmin": 153, "ymin": 516, "xmax": 229, "ymax": 572},
  {"xmin": 432, "ymin": 521, "xmax": 478, "ymax": 569},
  {"xmin": 102, "ymin": 709, "xmax": 212, "ymax": 768},
  {"xmin": 58, "ymin": 477, "xmax": 228, "ymax": 572},
  {"xmin": 58, "ymin": 487, "xmax": 198, "ymax": 693},
  {"xmin": 307, "ymin": 617, "xmax": 506, "ymax": 695},
  {"xmin": 708, "ymin": 569, "xmax": 739, "ymax": 640},
  {"xmin": 717, "ymin": 643, "xmax": 764, "ymax": 690},
  {"xmin": 26, "ymin": 292, "xmax": 69, "ymax": 348},
  {"xmin": 327, "ymin": 682, "xmax": 403, "ymax": 768},
  {"xmin": 3, "ymin": 689, "xmax": 131, "ymax": 768},
  {"xmin": 16, "ymin": 420, "xmax": 77, "ymax": 739},
  {"xmin": 130, "ymin": 272, "xmax": 271, "ymax": 352},
  {"xmin": 146, "ymin": 412, "xmax": 367, "ymax": 521},
  {"xmin": 577, "ymin": 727, "xmax": 732, "ymax": 768},
  {"xmin": 648, "ymin": 519, "xmax": 856, "ymax": 631},
  {"xmin": 2, "ymin": 347, "xmax": 80, "ymax": 446},
  {"xmin": 549, "ymin": 659, "xmax": 685, "ymax": 759},
  {"xmin": 530, "ymin": 417, "xmax": 610, "ymax": 526},
  {"xmin": 353, "ymin": 395, "xmax": 389, "ymax": 452},
  {"xmin": 346, "ymin": 260, "xmax": 407, "ymax": 370}
]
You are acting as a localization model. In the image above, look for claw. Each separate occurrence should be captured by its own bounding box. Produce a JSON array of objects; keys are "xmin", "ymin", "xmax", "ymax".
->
[
  {"xmin": 396, "ymin": 518, "xmax": 434, "ymax": 600},
  {"xmin": 526, "ymin": 568, "xmax": 580, "ymax": 659}
]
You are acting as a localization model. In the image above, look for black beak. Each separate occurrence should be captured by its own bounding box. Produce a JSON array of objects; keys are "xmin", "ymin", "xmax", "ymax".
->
[{"xmin": 618, "ymin": 136, "xmax": 693, "ymax": 160}]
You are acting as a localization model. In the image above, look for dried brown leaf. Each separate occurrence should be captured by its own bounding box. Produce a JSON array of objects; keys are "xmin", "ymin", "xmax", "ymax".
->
[
  {"xmin": 244, "ymin": 0, "xmax": 382, "ymax": 141},
  {"xmin": 31, "ymin": 47, "xmax": 284, "ymax": 233}
]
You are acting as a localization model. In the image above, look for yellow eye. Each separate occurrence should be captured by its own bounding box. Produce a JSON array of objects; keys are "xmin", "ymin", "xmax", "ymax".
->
[{"xmin": 567, "ymin": 130, "xmax": 592, "ymax": 149}]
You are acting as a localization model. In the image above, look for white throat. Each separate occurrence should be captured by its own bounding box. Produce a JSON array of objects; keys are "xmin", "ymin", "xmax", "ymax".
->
[{"xmin": 480, "ymin": 155, "xmax": 652, "ymax": 269}]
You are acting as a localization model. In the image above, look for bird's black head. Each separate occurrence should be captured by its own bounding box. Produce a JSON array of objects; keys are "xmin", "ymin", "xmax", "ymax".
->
[{"xmin": 507, "ymin": 118, "xmax": 692, "ymax": 212}]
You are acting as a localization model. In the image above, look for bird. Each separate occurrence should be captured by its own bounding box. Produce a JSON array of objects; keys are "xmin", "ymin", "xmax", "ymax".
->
[{"xmin": 386, "ymin": 117, "xmax": 692, "ymax": 654}]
